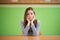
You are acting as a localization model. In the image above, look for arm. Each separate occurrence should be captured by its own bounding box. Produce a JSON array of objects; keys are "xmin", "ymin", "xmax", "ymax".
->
[
  {"xmin": 20, "ymin": 21, "xmax": 30, "ymax": 36},
  {"xmin": 31, "ymin": 21, "xmax": 40, "ymax": 36}
]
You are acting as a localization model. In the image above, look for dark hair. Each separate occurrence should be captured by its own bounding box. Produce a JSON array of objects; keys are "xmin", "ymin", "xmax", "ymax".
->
[{"xmin": 24, "ymin": 7, "xmax": 37, "ymax": 28}]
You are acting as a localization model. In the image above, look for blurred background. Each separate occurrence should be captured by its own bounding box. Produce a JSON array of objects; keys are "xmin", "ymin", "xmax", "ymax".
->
[{"xmin": 0, "ymin": 0, "xmax": 60, "ymax": 36}]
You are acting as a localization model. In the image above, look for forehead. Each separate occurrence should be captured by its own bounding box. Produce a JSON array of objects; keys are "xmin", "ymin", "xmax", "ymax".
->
[{"xmin": 27, "ymin": 10, "xmax": 34, "ymax": 13}]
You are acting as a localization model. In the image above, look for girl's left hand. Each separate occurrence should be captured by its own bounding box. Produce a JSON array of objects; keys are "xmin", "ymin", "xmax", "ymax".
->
[{"xmin": 31, "ymin": 16, "xmax": 35, "ymax": 24}]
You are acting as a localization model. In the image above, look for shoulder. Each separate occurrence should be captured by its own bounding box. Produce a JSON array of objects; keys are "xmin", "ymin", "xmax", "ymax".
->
[
  {"xmin": 20, "ymin": 20, "xmax": 24, "ymax": 25},
  {"xmin": 37, "ymin": 20, "xmax": 40, "ymax": 25},
  {"xmin": 37, "ymin": 20, "xmax": 40, "ymax": 23}
]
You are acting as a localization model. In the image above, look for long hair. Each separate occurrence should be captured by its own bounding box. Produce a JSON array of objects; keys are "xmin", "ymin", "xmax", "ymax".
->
[{"xmin": 24, "ymin": 7, "xmax": 37, "ymax": 28}]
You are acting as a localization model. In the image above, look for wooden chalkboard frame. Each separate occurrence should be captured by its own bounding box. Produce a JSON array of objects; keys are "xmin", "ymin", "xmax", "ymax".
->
[{"xmin": 0, "ymin": 0, "xmax": 60, "ymax": 4}]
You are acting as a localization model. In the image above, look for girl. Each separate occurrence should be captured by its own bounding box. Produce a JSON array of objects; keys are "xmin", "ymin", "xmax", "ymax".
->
[{"xmin": 20, "ymin": 7, "xmax": 40, "ymax": 36}]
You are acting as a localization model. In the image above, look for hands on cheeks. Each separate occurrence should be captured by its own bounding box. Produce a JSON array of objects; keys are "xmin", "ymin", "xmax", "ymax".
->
[{"xmin": 26, "ymin": 16, "xmax": 35, "ymax": 25}]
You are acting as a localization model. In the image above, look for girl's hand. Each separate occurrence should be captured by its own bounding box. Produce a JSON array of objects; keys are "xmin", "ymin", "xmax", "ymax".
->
[
  {"xmin": 31, "ymin": 16, "xmax": 35, "ymax": 24},
  {"xmin": 26, "ymin": 17, "xmax": 30, "ymax": 24}
]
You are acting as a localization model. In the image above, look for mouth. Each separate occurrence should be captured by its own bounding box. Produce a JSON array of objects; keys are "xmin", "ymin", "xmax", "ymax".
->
[{"xmin": 29, "ymin": 19, "xmax": 32, "ymax": 21}]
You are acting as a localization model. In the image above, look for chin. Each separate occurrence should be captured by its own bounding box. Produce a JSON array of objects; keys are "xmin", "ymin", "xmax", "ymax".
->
[{"xmin": 30, "ymin": 19, "xmax": 32, "ymax": 21}]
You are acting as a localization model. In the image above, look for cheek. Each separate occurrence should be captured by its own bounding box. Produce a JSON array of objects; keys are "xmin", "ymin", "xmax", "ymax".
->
[
  {"xmin": 30, "ymin": 16, "xmax": 33, "ymax": 18},
  {"xmin": 31, "ymin": 15, "xmax": 34, "ymax": 18},
  {"xmin": 26, "ymin": 15, "xmax": 29, "ymax": 19}
]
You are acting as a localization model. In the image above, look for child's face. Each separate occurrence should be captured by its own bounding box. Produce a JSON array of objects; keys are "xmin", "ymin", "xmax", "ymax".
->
[{"xmin": 26, "ymin": 10, "xmax": 35, "ymax": 21}]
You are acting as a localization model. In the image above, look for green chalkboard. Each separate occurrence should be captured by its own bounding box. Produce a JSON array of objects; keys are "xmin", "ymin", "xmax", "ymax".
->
[{"xmin": 0, "ymin": 6, "xmax": 60, "ymax": 36}]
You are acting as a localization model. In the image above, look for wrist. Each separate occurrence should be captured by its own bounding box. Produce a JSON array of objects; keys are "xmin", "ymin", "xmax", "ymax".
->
[
  {"xmin": 31, "ymin": 21, "xmax": 33, "ymax": 25},
  {"xmin": 27, "ymin": 22, "xmax": 30, "ymax": 26}
]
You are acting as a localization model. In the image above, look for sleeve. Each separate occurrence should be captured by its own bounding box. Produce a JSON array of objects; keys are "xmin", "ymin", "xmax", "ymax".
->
[
  {"xmin": 31, "ymin": 20, "xmax": 40, "ymax": 36},
  {"xmin": 20, "ymin": 21, "xmax": 30, "ymax": 36}
]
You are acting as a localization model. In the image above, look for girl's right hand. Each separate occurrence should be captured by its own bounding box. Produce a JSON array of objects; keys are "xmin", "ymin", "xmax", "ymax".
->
[{"xmin": 26, "ymin": 17, "xmax": 30, "ymax": 24}]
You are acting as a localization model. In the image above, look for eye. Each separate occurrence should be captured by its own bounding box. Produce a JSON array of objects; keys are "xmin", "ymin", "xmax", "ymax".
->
[
  {"xmin": 31, "ymin": 13, "xmax": 33, "ymax": 15},
  {"xmin": 27, "ymin": 13, "xmax": 29, "ymax": 15}
]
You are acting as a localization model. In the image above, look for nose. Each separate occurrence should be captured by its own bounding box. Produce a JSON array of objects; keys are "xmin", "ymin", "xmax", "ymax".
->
[{"xmin": 29, "ymin": 14, "xmax": 31, "ymax": 17}]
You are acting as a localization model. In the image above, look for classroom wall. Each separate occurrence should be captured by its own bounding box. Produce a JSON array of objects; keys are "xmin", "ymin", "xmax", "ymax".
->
[{"xmin": 0, "ymin": 5, "xmax": 60, "ymax": 36}]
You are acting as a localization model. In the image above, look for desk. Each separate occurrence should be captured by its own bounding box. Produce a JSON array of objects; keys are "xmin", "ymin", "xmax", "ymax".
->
[{"xmin": 0, "ymin": 36, "xmax": 60, "ymax": 40}]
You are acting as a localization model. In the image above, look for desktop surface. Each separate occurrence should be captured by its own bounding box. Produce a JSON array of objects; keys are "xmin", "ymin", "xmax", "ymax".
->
[{"xmin": 0, "ymin": 36, "xmax": 60, "ymax": 40}]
